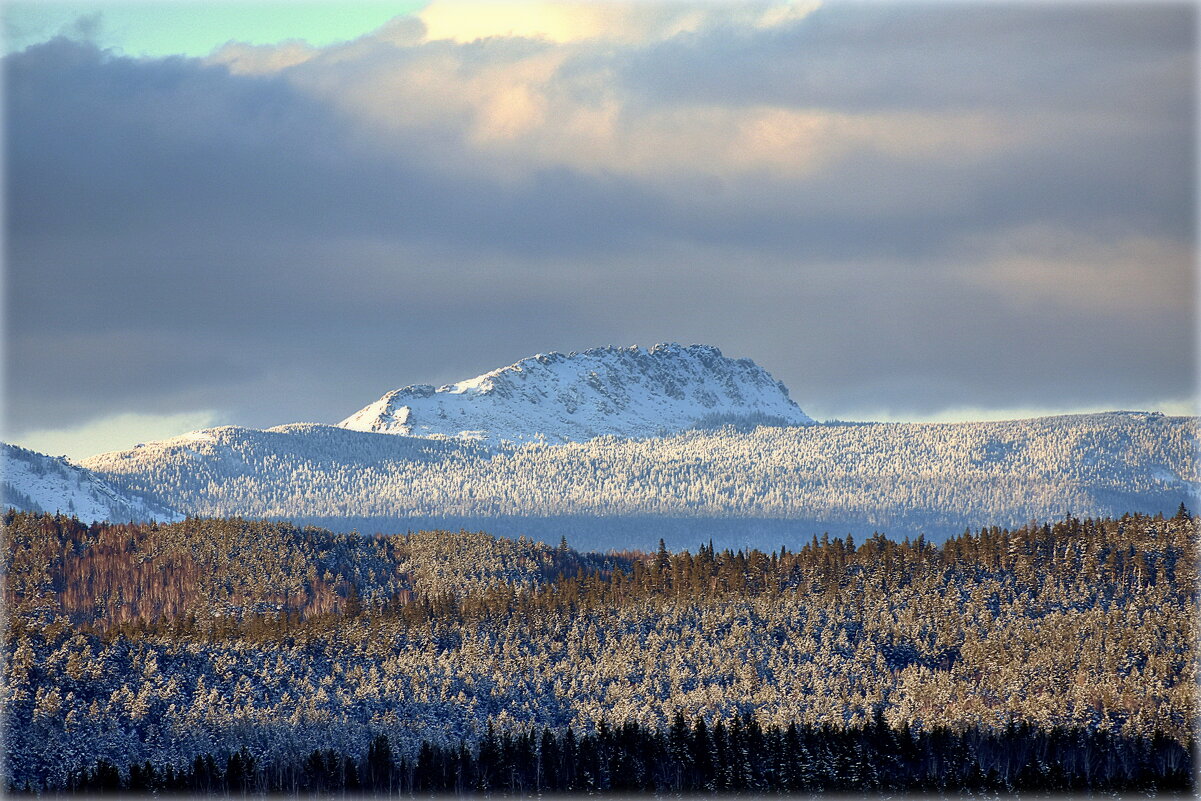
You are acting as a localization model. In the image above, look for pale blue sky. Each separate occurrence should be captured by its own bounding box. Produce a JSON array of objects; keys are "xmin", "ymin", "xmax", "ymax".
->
[{"xmin": 3, "ymin": 1, "xmax": 422, "ymax": 57}]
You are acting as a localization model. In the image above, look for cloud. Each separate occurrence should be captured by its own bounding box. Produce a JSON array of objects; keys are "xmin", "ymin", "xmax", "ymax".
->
[
  {"xmin": 415, "ymin": 1, "xmax": 820, "ymax": 45},
  {"xmin": 845, "ymin": 399, "xmax": 1199, "ymax": 426},
  {"xmin": 199, "ymin": 1, "xmax": 1195, "ymax": 244},
  {"xmin": 961, "ymin": 227, "xmax": 1194, "ymax": 315},
  {"xmin": 4, "ymin": 4, "xmax": 1195, "ymax": 450},
  {"xmin": 9, "ymin": 411, "xmax": 222, "ymax": 463},
  {"xmin": 208, "ymin": 39, "xmax": 320, "ymax": 74},
  {"xmin": 215, "ymin": 10, "xmax": 1023, "ymax": 183}
]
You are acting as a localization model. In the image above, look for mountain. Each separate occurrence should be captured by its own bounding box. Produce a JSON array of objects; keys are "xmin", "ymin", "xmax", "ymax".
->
[
  {"xmin": 337, "ymin": 343, "xmax": 813, "ymax": 443},
  {"xmin": 80, "ymin": 411, "xmax": 1198, "ymax": 550},
  {"xmin": 1, "ymin": 442, "xmax": 181, "ymax": 523},
  {"xmin": 13, "ymin": 345, "xmax": 1197, "ymax": 547}
]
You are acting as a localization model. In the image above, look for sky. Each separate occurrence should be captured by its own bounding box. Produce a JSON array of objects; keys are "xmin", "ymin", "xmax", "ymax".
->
[{"xmin": 3, "ymin": 1, "xmax": 1197, "ymax": 460}]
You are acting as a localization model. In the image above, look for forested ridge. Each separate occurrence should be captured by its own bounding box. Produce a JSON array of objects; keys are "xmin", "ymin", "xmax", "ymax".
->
[
  {"xmin": 80, "ymin": 412, "xmax": 1198, "ymax": 547},
  {"xmin": 3, "ymin": 508, "xmax": 1197, "ymax": 793}
]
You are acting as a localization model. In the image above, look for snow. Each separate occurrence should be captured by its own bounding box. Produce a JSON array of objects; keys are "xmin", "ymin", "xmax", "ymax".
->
[
  {"xmin": 16, "ymin": 343, "xmax": 1197, "ymax": 532},
  {"xmin": 336, "ymin": 343, "xmax": 814, "ymax": 445},
  {"xmin": 75, "ymin": 411, "xmax": 1198, "ymax": 546},
  {"xmin": 2, "ymin": 443, "xmax": 182, "ymax": 522}
]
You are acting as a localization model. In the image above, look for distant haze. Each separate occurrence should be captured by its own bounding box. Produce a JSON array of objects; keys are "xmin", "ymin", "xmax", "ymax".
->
[{"xmin": 4, "ymin": 2, "xmax": 1195, "ymax": 461}]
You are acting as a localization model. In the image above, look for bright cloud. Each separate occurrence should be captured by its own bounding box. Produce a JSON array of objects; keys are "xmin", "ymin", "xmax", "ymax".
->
[
  {"xmin": 209, "ymin": 9, "xmax": 1020, "ymax": 184},
  {"xmin": 416, "ymin": 1, "xmax": 819, "ymax": 45},
  {"xmin": 9, "ymin": 411, "xmax": 223, "ymax": 462}
]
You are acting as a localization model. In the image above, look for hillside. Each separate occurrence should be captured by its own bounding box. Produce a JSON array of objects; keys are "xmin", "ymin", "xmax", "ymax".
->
[
  {"xmin": 4, "ymin": 511, "xmax": 1196, "ymax": 792},
  {"xmin": 81, "ymin": 412, "xmax": 1197, "ymax": 548},
  {"xmin": 2, "ymin": 512, "xmax": 616, "ymax": 629},
  {"xmin": 1, "ymin": 443, "xmax": 180, "ymax": 523}
]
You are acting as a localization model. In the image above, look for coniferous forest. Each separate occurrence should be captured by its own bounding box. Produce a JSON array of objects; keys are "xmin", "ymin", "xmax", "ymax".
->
[{"xmin": 3, "ymin": 508, "xmax": 1197, "ymax": 794}]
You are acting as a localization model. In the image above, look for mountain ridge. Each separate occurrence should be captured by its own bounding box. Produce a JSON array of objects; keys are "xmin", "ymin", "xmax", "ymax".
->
[
  {"xmin": 1, "ymin": 442, "xmax": 181, "ymax": 523},
  {"xmin": 337, "ymin": 343, "xmax": 813, "ymax": 444},
  {"xmin": 4, "ymin": 345, "xmax": 1196, "ymax": 541},
  {"xmin": 75, "ymin": 411, "xmax": 1198, "ymax": 547}
]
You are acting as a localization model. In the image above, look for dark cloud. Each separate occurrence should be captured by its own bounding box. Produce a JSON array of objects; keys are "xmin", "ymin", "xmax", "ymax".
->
[{"xmin": 4, "ymin": 5, "xmax": 1195, "ymax": 446}]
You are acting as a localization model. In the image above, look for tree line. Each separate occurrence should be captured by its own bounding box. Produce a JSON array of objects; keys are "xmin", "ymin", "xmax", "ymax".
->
[{"xmin": 52, "ymin": 713, "xmax": 1193, "ymax": 795}]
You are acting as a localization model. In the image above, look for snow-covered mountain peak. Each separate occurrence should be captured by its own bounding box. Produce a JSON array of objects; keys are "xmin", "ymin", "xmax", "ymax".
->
[{"xmin": 337, "ymin": 343, "xmax": 813, "ymax": 443}]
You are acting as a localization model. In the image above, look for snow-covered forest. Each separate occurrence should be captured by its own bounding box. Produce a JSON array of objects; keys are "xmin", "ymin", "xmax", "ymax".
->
[
  {"xmin": 80, "ymin": 412, "xmax": 1198, "ymax": 548},
  {"xmin": 4, "ymin": 509, "xmax": 1195, "ymax": 792},
  {"xmin": 1, "ymin": 443, "xmax": 180, "ymax": 524}
]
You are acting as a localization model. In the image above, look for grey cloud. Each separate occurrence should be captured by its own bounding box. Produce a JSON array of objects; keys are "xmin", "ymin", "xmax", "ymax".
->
[
  {"xmin": 4, "ymin": 7, "xmax": 1195, "ymax": 445},
  {"xmin": 611, "ymin": 5, "xmax": 1194, "ymax": 244},
  {"xmin": 618, "ymin": 4, "xmax": 1194, "ymax": 116},
  {"xmin": 8, "ymin": 39, "xmax": 675, "ymax": 260}
]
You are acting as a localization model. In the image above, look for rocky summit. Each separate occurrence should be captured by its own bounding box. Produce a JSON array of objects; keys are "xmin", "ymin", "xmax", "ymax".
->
[{"xmin": 337, "ymin": 344, "xmax": 813, "ymax": 444}]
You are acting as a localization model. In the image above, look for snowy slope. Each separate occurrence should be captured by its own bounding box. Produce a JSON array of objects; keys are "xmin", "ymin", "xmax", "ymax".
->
[
  {"xmin": 43, "ymin": 342, "xmax": 1201, "ymax": 541},
  {"xmin": 337, "ymin": 343, "xmax": 813, "ymax": 444},
  {"xmin": 81, "ymin": 412, "xmax": 1197, "ymax": 546},
  {"xmin": 2, "ymin": 443, "xmax": 182, "ymax": 523}
]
